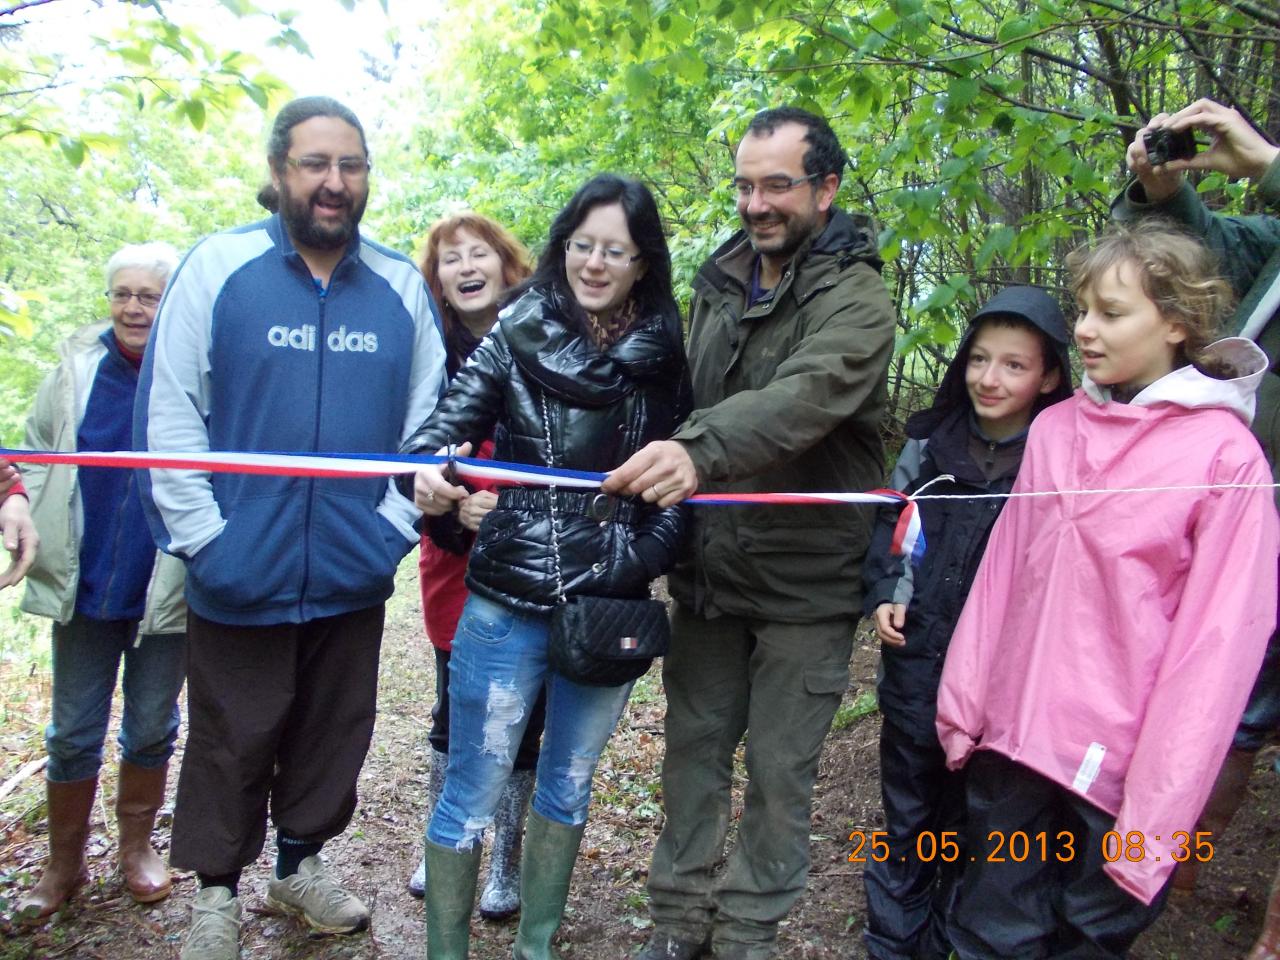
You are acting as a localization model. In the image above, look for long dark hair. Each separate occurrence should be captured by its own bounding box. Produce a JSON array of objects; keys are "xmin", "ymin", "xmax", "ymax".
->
[{"xmin": 514, "ymin": 174, "xmax": 679, "ymax": 329}]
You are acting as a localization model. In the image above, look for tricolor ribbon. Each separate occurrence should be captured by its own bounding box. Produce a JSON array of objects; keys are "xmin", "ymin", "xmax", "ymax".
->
[{"xmin": 0, "ymin": 448, "xmax": 923, "ymax": 560}]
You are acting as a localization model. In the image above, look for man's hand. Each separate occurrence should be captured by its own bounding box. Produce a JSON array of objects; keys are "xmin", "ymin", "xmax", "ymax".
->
[
  {"xmin": 0, "ymin": 459, "xmax": 19, "ymax": 499},
  {"xmin": 874, "ymin": 603, "xmax": 907, "ymax": 648},
  {"xmin": 602, "ymin": 440, "xmax": 698, "ymax": 508},
  {"xmin": 458, "ymin": 489, "xmax": 498, "ymax": 532},
  {"xmin": 1129, "ymin": 99, "xmax": 1280, "ymax": 202},
  {"xmin": 413, "ymin": 442, "xmax": 472, "ymax": 516},
  {"xmin": 0, "ymin": 494, "xmax": 37, "ymax": 589}
]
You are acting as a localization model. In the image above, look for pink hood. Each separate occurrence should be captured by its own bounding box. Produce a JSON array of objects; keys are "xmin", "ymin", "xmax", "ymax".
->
[{"xmin": 937, "ymin": 339, "xmax": 1279, "ymax": 904}]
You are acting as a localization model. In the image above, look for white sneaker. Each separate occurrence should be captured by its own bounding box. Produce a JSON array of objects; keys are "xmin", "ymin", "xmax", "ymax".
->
[
  {"xmin": 266, "ymin": 855, "xmax": 371, "ymax": 934},
  {"xmin": 180, "ymin": 887, "xmax": 242, "ymax": 960}
]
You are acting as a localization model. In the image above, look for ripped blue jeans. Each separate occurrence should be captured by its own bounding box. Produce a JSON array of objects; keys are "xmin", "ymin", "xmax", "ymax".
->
[{"xmin": 427, "ymin": 593, "xmax": 633, "ymax": 850}]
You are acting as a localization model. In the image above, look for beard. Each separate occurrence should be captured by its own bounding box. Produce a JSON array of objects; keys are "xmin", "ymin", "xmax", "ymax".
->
[
  {"xmin": 279, "ymin": 182, "xmax": 367, "ymax": 252},
  {"xmin": 741, "ymin": 205, "xmax": 823, "ymax": 261}
]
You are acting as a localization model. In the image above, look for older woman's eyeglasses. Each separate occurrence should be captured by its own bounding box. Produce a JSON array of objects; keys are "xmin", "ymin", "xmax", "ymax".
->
[{"xmin": 106, "ymin": 289, "xmax": 162, "ymax": 307}]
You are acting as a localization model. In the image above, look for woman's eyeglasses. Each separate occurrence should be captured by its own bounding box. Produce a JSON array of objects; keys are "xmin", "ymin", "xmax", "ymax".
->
[
  {"xmin": 565, "ymin": 238, "xmax": 641, "ymax": 268},
  {"xmin": 106, "ymin": 290, "xmax": 162, "ymax": 307}
]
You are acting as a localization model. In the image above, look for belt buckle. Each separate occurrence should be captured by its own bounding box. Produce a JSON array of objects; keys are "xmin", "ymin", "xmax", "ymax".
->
[{"xmin": 586, "ymin": 493, "xmax": 613, "ymax": 521}]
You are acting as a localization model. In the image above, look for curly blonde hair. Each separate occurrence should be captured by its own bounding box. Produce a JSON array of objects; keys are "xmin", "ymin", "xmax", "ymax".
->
[{"xmin": 1066, "ymin": 220, "xmax": 1237, "ymax": 375}]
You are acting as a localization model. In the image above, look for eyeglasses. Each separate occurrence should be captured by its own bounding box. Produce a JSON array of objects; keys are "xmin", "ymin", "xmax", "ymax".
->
[
  {"xmin": 284, "ymin": 155, "xmax": 372, "ymax": 179},
  {"xmin": 732, "ymin": 172, "xmax": 821, "ymax": 199},
  {"xmin": 564, "ymin": 238, "xmax": 641, "ymax": 268},
  {"xmin": 106, "ymin": 289, "xmax": 162, "ymax": 308}
]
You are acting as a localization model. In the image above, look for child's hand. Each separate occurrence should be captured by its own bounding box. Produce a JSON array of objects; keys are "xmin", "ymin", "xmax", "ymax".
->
[
  {"xmin": 458, "ymin": 490, "xmax": 498, "ymax": 532},
  {"xmin": 874, "ymin": 603, "xmax": 907, "ymax": 647}
]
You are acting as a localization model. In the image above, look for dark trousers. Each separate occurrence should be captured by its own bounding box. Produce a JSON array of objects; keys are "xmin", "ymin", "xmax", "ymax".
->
[
  {"xmin": 170, "ymin": 605, "xmax": 384, "ymax": 874},
  {"xmin": 428, "ymin": 645, "xmax": 546, "ymax": 771},
  {"xmin": 1235, "ymin": 621, "xmax": 1280, "ymax": 751},
  {"xmin": 647, "ymin": 604, "xmax": 856, "ymax": 953},
  {"xmin": 949, "ymin": 752, "xmax": 1169, "ymax": 960},
  {"xmin": 864, "ymin": 717, "xmax": 966, "ymax": 960}
]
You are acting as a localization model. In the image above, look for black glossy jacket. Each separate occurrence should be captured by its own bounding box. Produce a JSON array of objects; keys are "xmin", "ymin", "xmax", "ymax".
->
[{"xmin": 399, "ymin": 285, "xmax": 691, "ymax": 613}]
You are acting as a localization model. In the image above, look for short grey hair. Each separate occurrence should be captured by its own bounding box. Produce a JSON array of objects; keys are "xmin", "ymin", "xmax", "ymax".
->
[{"xmin": 105, "ymin": 242, "xmax": 180, "ymax": 291}]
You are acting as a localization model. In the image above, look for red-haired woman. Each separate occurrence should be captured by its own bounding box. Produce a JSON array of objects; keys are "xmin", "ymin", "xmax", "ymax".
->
[{"xmin": 408, "ymin": 213, "xmax": 544, "ymax": 921}]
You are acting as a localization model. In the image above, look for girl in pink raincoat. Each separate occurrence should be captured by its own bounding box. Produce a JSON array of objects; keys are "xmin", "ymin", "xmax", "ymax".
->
[{"xmin": 937, "ymin": 221, "xmax": 1279, "ymax": 959}]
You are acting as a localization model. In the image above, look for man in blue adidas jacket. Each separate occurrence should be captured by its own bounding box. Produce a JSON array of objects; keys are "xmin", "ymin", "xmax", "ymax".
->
[{"xmin": 134, "ymin": 97, "xmax": 447, "ymax": 959}]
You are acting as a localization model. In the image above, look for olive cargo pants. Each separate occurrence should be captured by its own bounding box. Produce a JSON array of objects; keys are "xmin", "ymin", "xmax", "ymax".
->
[{"xmin": 646, "ymin": 603, "xmax": 856, "ymax": 956}]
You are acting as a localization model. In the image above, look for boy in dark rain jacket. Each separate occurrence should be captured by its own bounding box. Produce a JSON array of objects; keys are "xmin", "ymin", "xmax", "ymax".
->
[{"xmin": 861, "ymin": 287, "xmax": 1073, "ymax": 960}]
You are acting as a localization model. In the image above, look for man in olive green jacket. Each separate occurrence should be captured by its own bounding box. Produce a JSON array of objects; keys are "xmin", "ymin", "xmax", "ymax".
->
[{"xmin": 606, "ymin": 106, "xmax": 895, "ymax": 960}]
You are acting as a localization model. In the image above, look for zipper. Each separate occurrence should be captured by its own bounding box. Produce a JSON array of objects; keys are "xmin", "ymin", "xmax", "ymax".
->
[
  {"xmin": 298, "ymin": 272, "xmax": 328, "ymax": 620},
  {"xmin": 95, "ymin": 471, "xmax": 134, "ymax": 620},
  {"xmin": 983, "ymin": 439, "xmax": 998, "ymax": 474}
]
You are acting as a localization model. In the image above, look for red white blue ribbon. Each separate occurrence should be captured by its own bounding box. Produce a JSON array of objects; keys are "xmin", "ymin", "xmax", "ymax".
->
[{"xmin": 0, "ymin": 447, "xmax": 923, "ymax": 560}]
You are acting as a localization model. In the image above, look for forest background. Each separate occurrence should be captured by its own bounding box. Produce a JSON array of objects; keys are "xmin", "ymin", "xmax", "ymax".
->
[
  {"xmin": 1, "ymin": 3, "xmax": 1279, "ymax": 955},
  {"xmin": 1, "ymin": 0, "xmax": 1278, "ymax": 634}
]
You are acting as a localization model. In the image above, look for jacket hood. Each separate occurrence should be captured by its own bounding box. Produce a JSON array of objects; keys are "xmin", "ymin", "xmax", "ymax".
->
[
  {"xmin": 695, "ymin": 206, "xmax": 884, "ymax": 294},
  {"xmin": 1082, "ymin": 337, "xmax": 1269, "ymax": 426},
  {"xmin": 907, "ymin": 285, "xmax": 1074, "ymax": 439},
  {"xmin": 809, "ymin": 206, "xmax": 883, "ymax": 268},
  {"xmin": 500, "ymin": 285, "xmax": 683, "ymax": 407}
]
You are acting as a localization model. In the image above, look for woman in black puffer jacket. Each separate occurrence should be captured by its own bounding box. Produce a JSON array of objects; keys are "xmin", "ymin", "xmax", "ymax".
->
[{"xmin": 400, "ymin": 174, "xmax": 689, "ymax": 960}]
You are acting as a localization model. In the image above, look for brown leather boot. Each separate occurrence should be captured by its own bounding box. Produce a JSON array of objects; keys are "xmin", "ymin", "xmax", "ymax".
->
[
  {"xmin": 15, "ymin": 776, "xmax": 97, "ymax": 923},
  {"xmin": 1172, "ymin": 747, "xmax": 1255, "ymax": 893},
  {"xmin": 1248, "ymin": 859, "xmax": 1280, "ymax": 959},
  {"xmin": 116, "ymin": 761, "xmax": 172, "ymax": 903}
]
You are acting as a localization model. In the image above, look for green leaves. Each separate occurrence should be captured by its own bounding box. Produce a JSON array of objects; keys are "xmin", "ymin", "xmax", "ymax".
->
[
  {"xmin": 975, "ymin": 225, "xmax": 1016, "ymax": 270},
  {"xmin": 909, "ymin": 275, "xmax": 975, "ymax": 320},
  {"xmin": 2, "ymin": 0, "xmax": 298, "ymax": 162},
  {"xmin": 57, "ymin": 136, "xmax": 86, "ymax": 167},
  {"xmin": 182, "ymin": 99, "xmax": 207, "ymax": 131},
  {"xmin": 0, "ymin": 286, "xmax": 41, "ymax": 340},
  {"xmin": 946, "ymin": 76, "xmax": 980, "ymax": 111}
]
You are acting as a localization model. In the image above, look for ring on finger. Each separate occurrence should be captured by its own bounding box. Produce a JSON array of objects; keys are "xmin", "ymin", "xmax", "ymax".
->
[{"xmin": 425, "ymin": 489, "xmax": 436, "ymax": 502}]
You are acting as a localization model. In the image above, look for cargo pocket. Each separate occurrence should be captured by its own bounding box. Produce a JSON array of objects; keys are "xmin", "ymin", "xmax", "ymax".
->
[{"xmin": 803, "ymin": 660, "xmax": 850, "ymax": 696}]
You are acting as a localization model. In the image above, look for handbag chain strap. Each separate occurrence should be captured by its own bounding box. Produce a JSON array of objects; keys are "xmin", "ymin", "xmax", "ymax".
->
[{"xmin": 539, "ymin": 390, "xmax": 568, "ymax": 605}]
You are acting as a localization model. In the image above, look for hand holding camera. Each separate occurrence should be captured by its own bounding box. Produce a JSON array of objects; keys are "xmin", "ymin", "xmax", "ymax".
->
[
  {"xmin": 1127, "ymin": 99, "xmax": 1280, "ymax": 204},
  {"xmin": 1141, "ymin": 127, "xmax": 1197, "ymax": 167}
]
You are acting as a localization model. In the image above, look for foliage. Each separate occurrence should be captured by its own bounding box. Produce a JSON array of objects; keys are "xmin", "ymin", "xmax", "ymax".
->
[
  {"xmin": 831, "ymin": 688, "xmax": 879, "ymax": 731},
  {"xmin": 407, "ymin": 0, "xmax": 1278, "ymax": 421},
  {"xmin": 0, "ymin": 107, "xmax": 267, "ymax": 444},
  {"xmin": 0, "ymin": 0, "xmax": 313, "ymax": 337},
  {"xmin": 2, "ymin": 0, "xmax": 1279, "ymax": 434}
]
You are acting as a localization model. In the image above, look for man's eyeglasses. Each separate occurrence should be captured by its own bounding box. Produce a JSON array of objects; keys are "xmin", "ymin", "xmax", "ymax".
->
[
  {"xmin": 732, "ymin": 173, "xmax": 821, "ymax": 199},
  {"xmin": 106, "ymin": 289, "xmax": 162, "ymax": 308},
  {"xmin": 564, "ymin": 238, "xmax": 641, "ymax": 268},
  {"xmin": 285, "ymin": 155, "xmax": 372, "ymax": 179}
]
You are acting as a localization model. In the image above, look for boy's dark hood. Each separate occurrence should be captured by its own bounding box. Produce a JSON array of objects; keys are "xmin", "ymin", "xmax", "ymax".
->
[{"xmin": 907, "ymin": 285, "xmax": 1074, "ymax": 439}]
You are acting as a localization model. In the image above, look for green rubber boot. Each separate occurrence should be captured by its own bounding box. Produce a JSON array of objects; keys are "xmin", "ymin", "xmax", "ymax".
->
[
  {"xmin": 424, "ymin": 839, "xmax": 481, "ymax": 960},
  {"xmin": 512, "ymin": 810, "xmax": 586, "ymax": 960}
]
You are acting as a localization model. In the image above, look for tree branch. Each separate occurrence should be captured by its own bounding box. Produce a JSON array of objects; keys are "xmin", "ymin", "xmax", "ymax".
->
[
  {"xmin": 1229, "ymin": 0, "xmax": 1280, "ymax": 31},
  {"xmin": 1, "ymin": 0, "xmax": 61, "ymax": 17}
]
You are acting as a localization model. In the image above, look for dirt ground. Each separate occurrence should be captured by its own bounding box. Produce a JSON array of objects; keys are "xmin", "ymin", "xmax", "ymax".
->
[{"xmin": 2, "ymin": 565, "xmax": 1278, "ymax": 959}]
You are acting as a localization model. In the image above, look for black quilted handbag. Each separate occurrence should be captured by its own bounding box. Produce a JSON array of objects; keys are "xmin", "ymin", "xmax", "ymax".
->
[
  {"xmin": 538, "ymin": 390, "xmax": 669, "ymax": 687},
  {"xmin": 548, "ymin": 595, "xmax": 670, "ymax": 687}
]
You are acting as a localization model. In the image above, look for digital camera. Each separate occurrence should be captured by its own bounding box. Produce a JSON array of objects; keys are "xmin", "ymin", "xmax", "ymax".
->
[{"xmin": 1143, "ymin": 127, "xmax": 1197, "ymax": 166}]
